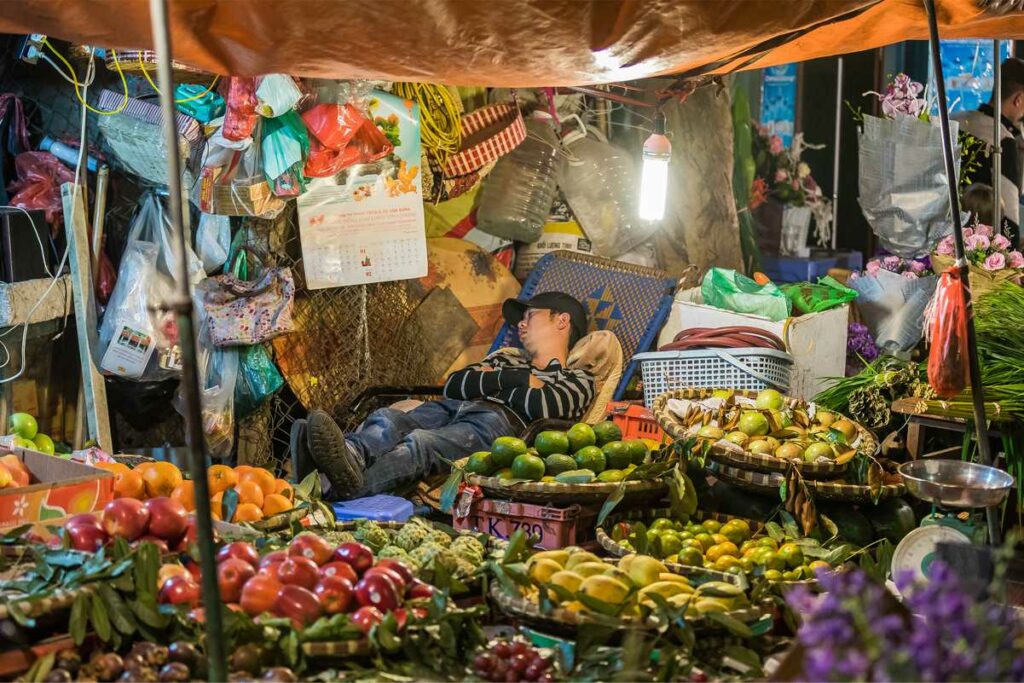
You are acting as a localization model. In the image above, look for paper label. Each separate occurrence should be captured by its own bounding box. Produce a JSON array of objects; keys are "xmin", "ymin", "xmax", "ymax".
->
[{"xmin": 100, "ymin": 324, "xmax": 157, "ymax": 379}]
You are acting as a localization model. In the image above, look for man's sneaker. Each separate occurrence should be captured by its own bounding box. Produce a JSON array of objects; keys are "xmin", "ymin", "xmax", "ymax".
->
[{"xmin": 307, "ymin": 410, "xmax": 364, "ymax": 500}]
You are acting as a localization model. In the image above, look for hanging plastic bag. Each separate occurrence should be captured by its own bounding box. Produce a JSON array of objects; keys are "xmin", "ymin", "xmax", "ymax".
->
[
  {"xmin": 95, "ymin": 233, "xmax": 117, "ymax": 305},
  {"xmin": 301, "ymin": 103, "xmax": 393, "ymax": 178},
  {"xmin": 197, "ymin": 120, "xmax": 287, "ymax": 219},
  {"xmin": 235, "ymin": 344, "xmax": 284, "ymax": 419},
  {"xmin": 221, "ymin": 77, "xmax": 259, "ymax": 142},
  {"xmin": 700, "ymin": 267, "xmax": 791, "ymax": 321},
  {"xmin": 7, "ymin": 151, "xmax": 75, "ymax": 233},
  {"xmin": 927, "ymin": 267, "xmax": 970, "ymax": 397},
  {"xmin": 256, "ymin": 74, "xmax": 302, "ymax": 118},
  {"xmin": 780, "ymin": 276, "xmax": 859, "ymax": 315},
  {"xmin": 175, "ymin": 309, "xmax": 238, "ymax": 459},
  {"xmin": 261, "ymin": 110, "xmax": 309, "ymax": 196},
  {"xmin": 196, "ymin": 213, "xmax": 231, "ymax": 273}
]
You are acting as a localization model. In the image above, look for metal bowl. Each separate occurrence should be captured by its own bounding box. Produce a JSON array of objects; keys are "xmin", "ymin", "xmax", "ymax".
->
[{"xmin": 898, "ymin": 459, "xmax": 1015, "ymax": 509}]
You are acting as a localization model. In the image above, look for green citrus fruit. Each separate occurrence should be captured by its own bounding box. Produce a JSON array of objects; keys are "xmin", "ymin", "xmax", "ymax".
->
[
  {"xmin": 491, "ymin": 436, "xmax": 528, "ymax": 468},
  {"xmin": 494, "ymin": 468, "xmax": 515, "ymax": 480},
  {"xmin": 676, "ymin": 548, "xmax": 704, "ymax": 567},
  {"xmin": 700, "ymin": 519, "xmax": 722, "ymax": 534},
  {"xmin": 465, "ymin": 451, "xmax": 495, "ymax": 476},
  {"xmin": 763, "ymin": 569, "xmax": 784, "ymax": 581},
  {"xmin": 534, "ymin": 430, "xmax": 570, "ymax": 457},
  {"xmin": 511, "ymin": 454, "xmax": 546, "ymax": 481},
  {"xmin": 574, "ymin": 445, "xmax": 606, "ymax": 473},
  {"xmin": 601, "ymin": 441, "xmax": 631, "ymax": 470},
  {"xmin": 8, "ymin": 413, "xmax": 37, "ymax": 440},
  {"xmin": 624, "ymin": 440, "xmax": 648, "ymax": 465},
  {"xmin": 757, "ymin": 537, "xmax": 779, "ymax": 550},
  {"xmin": 778, "ymin": 542, "xmax": 805, "ymax": 569},
  {"xmin": 694, "ymin": 533, "xmax": 715, "ymax": 552},
  {"xmin": 32, "ymin": 433, "xmax": 55, "ymax": 456},
  {"xmin": 597, "ymin": 469, "xmax": 627, "ymax": 483},
  {"xmin": 566, "ymin": 423, "xmax": 597, "ymax": 452},
  {"xmin": 543, "ymin": 454, "xmax": 577, "ymax": 476},
  {"xmin": 658, "ymin": 533, "xmax": 683, "ymax": 557},
  {"xmin": 592, "ymin": 421, "xmax": 622, "ymax": 446},
  {"xmin": 650, "ymin": 518, "xmax": 674, "ymax": 532}
]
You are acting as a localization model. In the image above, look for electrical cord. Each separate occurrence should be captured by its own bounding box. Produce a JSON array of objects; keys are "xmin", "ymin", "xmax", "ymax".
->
[
  {"xmin": 137, "ymin": 56, "xmax": 220, "ymax": 103},
  {"xmin": 391, "ymin": 82, "xmax": 461, "ymax": 166},
  {"xmin": 41, "ymin": 38, "xmax": 127, "ymax": 116}
]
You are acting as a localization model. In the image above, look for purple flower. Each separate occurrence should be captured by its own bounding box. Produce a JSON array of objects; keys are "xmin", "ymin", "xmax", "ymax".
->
[
  {"xmin": 909, "ymin": 259, "xmax": 927, "ymax": 274},
  {"xmin": 901, "ymin": 270, "xmax": 918, "ymax": 280},
  {"xmin": 936, "ymin": 236, "xmax": 955, "ymax": 256},
  {"xmin": 866, "ymin": 259, "xmax": 882, "ymax": 275},
  {"xmin": 984, "ymin": 252, "xmax": 1006, "ymax": 271},
  {"xmin": 882, "ymin": 255, "xmax": 902, "ymax": 270}
]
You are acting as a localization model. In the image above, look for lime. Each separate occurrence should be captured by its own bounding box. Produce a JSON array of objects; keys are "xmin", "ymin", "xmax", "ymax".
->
[
  {"xmin": 541, "ymin": 476, "xmax": 557, "ymax": 483},
  {"xmin": 682, "ymin": 539, "xmax": 704, "ymax": 552},
  {"xmin": 659, "ymin": 533, "xmax": 683, "ymax": 557},
  {"xmin": 491, "ymin": 436, "xmax": 528, "ymax": 468},
  {"xmin": 544, "ymin": 454, "xmax": 577, "ymax": 476},
  {"xmin": 763, "ymin": 569, "xmax": 784, "ymax": 581},
  {"xmin": 567, "ymin": 423, "xmax": 597, "ymax": 452},
  {"xmin": 494, "ymin": 468, "xmax": 514, "ymax": 480},
  {"xmin": 761, "ymin": 551, "xmax": 786, "ymax": 572},
  {"xmin": 32, "ymin": 434, "xmax": 55, "ymax": 456},
  {"xmin": 465, "ymin": 451, "xmax": 495, "ymax": 476},
  {"xmin": 8, "ymin": 412, "xmax": 37, "ymax": 440},
  {"xmin": 676, "ymin": 548, "xmax": 704, "ymax": 567},
  {"xmin": 720, "ymin": 522, "xmax": 750, "ymax": 545},
  {"xmin": 808, "ymin": 560, "xmax": 831, "ymax": 574},
  {"xmin": 693, "ymin": 533, "xmax": 715, "ymax": 552},
  {"xmin": 601, "ymin": 441, "xmax": 632, "ymax": 470},
  {"xmin": 713, "ymin": 555, "xmax": 741, "ymax": 572},
  {"xmin": 534, "ymin": 430, "xmax": 570, "ymax": 457},
  {"xmin": 624, "ymin": 440, "xmax": 649, "ymax": 465},
  {"xmin": 778, "ymin": 542, "xmax": 805, "ymax": 569},
  {"xmin": 711, "ymin": 533, "xmax": 730, "ymax": 546},
  {"xmin": 597, "ymin": 469, "xmax": 626, "ymax": 483},
  {"xmin": 650, "ymin": 518, "xmax": 674, "ymax": 532},
  {"xmin": 511, "ymin": 454, "xmax": 546, "ymax": 481},
  {"xmin": 592, "ymin": 420, "xmax": 622, "ymax": 446},
  {"xmin": 739, "ymin": 557, "xmax": 755, "ymax": 572},
  {"xmin": 782, "ymin": 569, "xmax": 801, "ymax": 581},
  {"xmin": 757, "ymin": 537, "xmax": 779, "ymax": 550},
  {"xmin": 678, "ymin": 530, "xmax": 694, "ymax": 541},
  {"xmin": 574, "ymin": 445, "xmax": 606, "ymax": 473},
  {"xmin": 700, "ymin": 519, "xmax": 722, "ymax": 534}
]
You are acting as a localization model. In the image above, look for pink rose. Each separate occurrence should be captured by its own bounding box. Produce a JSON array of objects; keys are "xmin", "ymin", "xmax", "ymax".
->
[
  {"xmin": 775, "ymin": 168, "xmax": 789, "ymax": 182},
  {"xmin": 902, "ymin": 270, "xmax": 918, "ymax": 280},
  {"xmin": 966, "ymin": 234, "xmax": 990, "ymax": 251},
  {"xmin": 935, "ymin": 238, "xmax": 955, "ymax": 256},
  {"xmin": 963, "ymin": 227, "xmax": 974, "ymax": 239},
  {"xmin": 866, "ymin": 260, "xmax": 882, "ymax": 275},
  {"xmin": 984, "ymin": 252, "xmax": 1006, "ymax": 271},
  {"xmin": 909, "ymin": 260, "xmax": 927, "ymax": 274},
  {"xmin": 849, "ymin": 271, "xmax": 860, "ymax": 281},
  {"xmin": 975, "ymin": 224, "xmax": 994, "ymax": 238},
  {"xmin": 1008, "ymin": 251, "xmax": 1024, "ymax": 268},
  {"xmin": 993, "ymin": 234, "xmax": 1012, "ymax": 251},
  {"xmin": 770, "ymin": 135, "xmax": 784, "ymax": 154},
  {"xmin": 882, "ymin": 255, "xmax": 902, "ymax": 270}
]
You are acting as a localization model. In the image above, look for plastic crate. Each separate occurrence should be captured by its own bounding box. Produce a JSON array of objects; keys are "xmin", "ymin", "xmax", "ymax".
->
[
  {"xmin": 633, "ymin": 348, "xmax": 793, "ymax": 408},
  {"xmin": 605, "ymin": 401, "xmax": 668, "ymax": 442},
  {"xmin": 332, "ymin": 495, "xmax": 415, "ymax": 522},
  {"xmin": 452, "ymin": 497, "xmax": 598, "ymax": 550}
]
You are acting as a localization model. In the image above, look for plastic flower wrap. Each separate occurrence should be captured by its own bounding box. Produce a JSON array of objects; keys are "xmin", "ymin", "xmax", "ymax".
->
[
  {"xmin": 785, "ymin": 563, "xmax": 1024, "ymax": 682},
  {"xmin": 848, "ymin": 254, "xmax": 937, "ymax": 354}
]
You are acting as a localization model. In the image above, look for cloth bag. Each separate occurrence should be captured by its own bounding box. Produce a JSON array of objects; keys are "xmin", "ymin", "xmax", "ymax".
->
[
  {"xmin": 701, "ymin": 267, "xmax": 791, "ymax": 321},
  {"xmin": 196, "ymin": 246, "xmax": 295, "ymax": 347}
]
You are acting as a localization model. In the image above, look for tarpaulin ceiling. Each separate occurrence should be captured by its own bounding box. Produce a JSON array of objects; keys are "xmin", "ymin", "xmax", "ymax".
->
[{"xmin": 1, "ymin": 0, "xmax": 1023, "ymax": 86}]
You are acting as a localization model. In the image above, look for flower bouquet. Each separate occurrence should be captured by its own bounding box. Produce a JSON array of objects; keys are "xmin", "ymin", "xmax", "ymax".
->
[
  {"xmin": 847, "ymin": 254, "xmax": 937, "ymax": 354},
  {"xmin": 931, "ymin": 223, "xmax": 1024, "ymax": 295}
]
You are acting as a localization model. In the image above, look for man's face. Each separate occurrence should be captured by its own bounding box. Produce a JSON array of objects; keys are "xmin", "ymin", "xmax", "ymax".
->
[
  {"xmin": 1007, "ymin": 90, "xmax": 1024, "ymax": 123},
  {"xmin": 517, "ymin": 308, "xmax": 568, "ymax": 355}
]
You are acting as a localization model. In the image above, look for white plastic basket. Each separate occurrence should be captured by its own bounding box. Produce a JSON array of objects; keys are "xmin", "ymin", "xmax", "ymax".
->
[{"xmin": 633, "ymin": 349, "xmax": 793, "ymax": 408}]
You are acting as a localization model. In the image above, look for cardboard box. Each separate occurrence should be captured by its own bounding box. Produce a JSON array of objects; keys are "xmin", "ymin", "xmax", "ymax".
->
[{"xmin": 0, "ymin": 449, "xmax": 113, "ymax": 527}]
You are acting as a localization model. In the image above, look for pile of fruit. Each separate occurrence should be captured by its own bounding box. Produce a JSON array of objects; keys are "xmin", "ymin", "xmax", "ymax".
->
[
  {"xmin": 609, "ymin": 516, "xmax": 836, "ymax": 581},
  {"xmin": 464, "ymin": 421, "xmax": 656, "ymax": 484},
  {"xmin": 0, "ymin": 412, "xmax": 62, "ymax": 489},
  {"xmin": 96, "ymin": 460, "xmax": 295, "ymax": 524},
  {"xmin": 521, "ymin": 547, "xmax": 752, "ymax": 620},
  {"xmin": 61, "ymin": 496, "xmax": 206, "ymax": 554},
  {"xmin": 677, "ymin": 389, "xmax": 861, "ymax": 465},
  {"xmin": 472, "ymin": 639, "xmax": 556, "ymax": 683},
  {"xmin": 157, "ymin": 533, "xmax": 438, "ymax": 634},
  {"xmin": 319, "ymin": 518, "xmax": 486, "ymax": 582}
]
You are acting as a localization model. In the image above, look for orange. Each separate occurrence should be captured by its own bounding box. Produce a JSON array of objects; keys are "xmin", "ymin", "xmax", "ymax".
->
[
  {"xmin": 273, "ymin": 479, "xmax": 294, "ymax": 502},
  {"xmin": 234, "ymin": 465, "xmax": 255, "ymax": 478},
  {"xmin": 0, "ymin": 463, "xmax": 11, "ymax": 488},
  {"xmin": 262, "ymin": 493, "xmax": 292, "ymax": 516},
  {"xmin": 141, "ymin": 461, "xmax": 183, "ymax": 499},
  {"xmin": 170, "ymin": 480, "xmax": 196, "ymax": 512},
  {"xmin": 233, "ymin": 503, "xmax": 263, "ymax": 523},
  {"xmin": 208, "ymin": 464, "xmax": 237, "ymax": 494},
  {"xmin": 236, "ymin": 480, "xmax": 265, "ymax": 508},
  {"xmin": 210, "ymin": 491, "xmax": 224, "ymax": 519},
  {"xmin": 113, "ymin": 470, "xmax": 146, "ymax": 499},
  {"xmin": 95, "ymin": 462, "xmax": 131, "ymax": 476},
  {"xmin": 240, "ymin": 468, "xmax": 276, "ymax": 497}
]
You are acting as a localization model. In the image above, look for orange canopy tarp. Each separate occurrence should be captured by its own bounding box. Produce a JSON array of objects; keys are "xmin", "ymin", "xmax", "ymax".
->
[{"xmin": 1, "ymin": 0, "xmax": 1023, "ymax": 85}]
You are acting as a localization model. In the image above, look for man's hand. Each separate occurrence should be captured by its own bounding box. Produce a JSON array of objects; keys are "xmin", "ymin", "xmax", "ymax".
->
[{"xmin": 528, "ymin": 374, "xmax": 545, "ymax": 389}]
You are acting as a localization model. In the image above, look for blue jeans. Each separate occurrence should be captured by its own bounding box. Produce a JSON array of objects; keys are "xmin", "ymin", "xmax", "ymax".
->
[{"xmin": 345, "ymin": 400, "xmax": 513, "ymax": 497}]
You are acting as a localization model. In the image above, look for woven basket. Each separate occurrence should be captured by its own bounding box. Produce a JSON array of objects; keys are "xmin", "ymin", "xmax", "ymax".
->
[
  {"xmin": 652, "ymin": 388, "xmax": 876, "ymax": 479},
  {"xmin": 0, "ymin": 583, "xmax": 94, "ymax": 621},
  {"xmin": 104, "ymin": 50, "xmax": 215, "ymax": 84},
  {"xmin": 708, "ymin": 461, "xmax": 905, "ymax": 503},
  {"xmin": 301, "ymin": 639, "xmax": 372, "ymax": 660}
]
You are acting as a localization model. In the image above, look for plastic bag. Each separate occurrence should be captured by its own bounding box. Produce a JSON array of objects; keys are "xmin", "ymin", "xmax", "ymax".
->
[
  {"xmin": 780, "ymin": 276, "xmax": 859, "ymax": 315},
  {"xmin": 235, "ymin": 344, "xmax": 284, "ymax": 419},
  {"xmin": 301, "ymin": 103, "xmax": 393, "ymax": 178},
  {"xmin": 175, "ymin": 310, "xmax": 238, "ymax": 459},
  {"xmin": 96, "ymin": 233, "xmax": 117, "ymax": 305},
  {"xmin": 175, "ymin": 84, "xmax": 225, "ymax": 123},
  {"xmin": 848, "ymin": 270, "xmax": 937, "ymax": 354},
  {"xmin": 221, "ymin": 77, "xmax": 259, "ymax": 142},
  {"xmin": 701, "ymin": 267, "xmax": 791, "ymax": 321},
  {"xmin": 196, "ymin": 213, "xmax": 231, "ymax": 273},
  {"xmin": 261, "ymin": 110, "xmax": 308, "ymax": 196},
  {"xmin": 7, "ymin": 151, "xmax": 75, "ymax": 232},
  {"xmin": 256, "ymin": 74, "xmax": 302, "ymax": 118},
  {"xmin": 927, "ymin": 267, "xmax": 970, "ymax": 397}
]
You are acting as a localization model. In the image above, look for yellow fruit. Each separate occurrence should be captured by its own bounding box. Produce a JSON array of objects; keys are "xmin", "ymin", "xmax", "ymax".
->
[
  {"xmin": 579, "ymin": 575, "xmax": 630, "ymax": 604},
  {"xmin": 233, "ymin": 503, "xmax": 263, "ymax": 523},
  {"xmin": 565, "ymin": 551, "xmax": 602, "ymax": 570},
  {"xmin": 694, "ymin": 598, "xmax": 730, "ymax": 614},
  {"xmin": 262, "ymin": 493, "xmax": 293, "ymax": 516},
  {"xmin": 561, "ymin": 600, "xmax": 586, "ymax": 613},
  {"xmin": 528, "ymin": 558, "xmax": 563, "ymax": 585},
  {"xmin": 658, "ymin": 573, "xmax": 691, "ymax": 586},
  {"xmin": 705, "ymin": 542, "xmax": 740, "ymax": 563},
  {"xmin": 602, "ymin": 566, "xmax": 634, "ymax": 587},
  {"xmin": 572, "ymin": 562, "xmax": 611, "ymax": 578},
  {"xmin": 529, "ymin": 550, "xmax": 569, "ymax": 568},
  {"xmin": 207, "ymin": 464, "xmax": 237, "ymax": 494},
  {"xmin": 668, "ymin": 592, "xmax": 698, "ymax": 608},
  {"xmin": 639, "ymin": 581, "xmax": 690, "ymax": 600},
  {"xmin": 549, "ymin": 570, "xmax": 584, "ymax": 594},
  {"xmin": 625, "ymin": 555, "xmax": 667, "ymax": 587}
]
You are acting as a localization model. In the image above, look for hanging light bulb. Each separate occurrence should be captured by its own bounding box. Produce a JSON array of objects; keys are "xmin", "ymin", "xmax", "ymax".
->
[{"xmin": 639, "ymin": 111, "xmax": 671, "ymax": 221}]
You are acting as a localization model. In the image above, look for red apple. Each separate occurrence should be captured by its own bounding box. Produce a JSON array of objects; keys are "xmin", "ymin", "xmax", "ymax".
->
[
  {"xmin": 144, "ymin": 497, "xmax": 188, "ymax": 543},
  {"xmin": 354, "ymin": 573, "xmax": 400, "ymax": 611},
  {"xmin": 375, "ymin": 559, "xmax": 415, "ymax": 586},
  {"xmin": 159, "ymin": 575, "xmax": 200, "ymax": 606},
  {"xmin": 67, "ymin": 523, "xmax": 109, "ymax": 552},
  {"xmin": 65, "ymin": 514, "xmax": 102, "ymax": 532},
  {"xmin": 240, "ymin": 573, "xmax": 282, "ymax": 617},
  {"xmin": 217, "ymin": 541, "xmax": 260, "ymax": 568},
  {"xmin": 393, "ymin": 608, "xmax": 410, "ymax": 631},
  {"xmin": 333, "ymin": 542, "xmax": 374, "ymax": 575},
  {"xmin": 134, "ymin": 535, "xmax": 170, "ymax": 554},
  {"xmin": 259, "ymin": 550, "xmax": 289, "ymax": 573},
  {"xmin": 405, "ymin": 578, "xmax": 436, "ymax": 600},
  {"xmin": 319, "ymin": 561, "xmax": 359, "ymax": 584},
  {"xmin": 275, "ymin": 556, "xmax": 320, "ymax": 590},
  {"xmin": 288, "ymin": 533, "xmax": 334, "ymax": 566},
  {"xmin": 174, "ymin": 515, "xmax": 219, "ymax": 552},
  {"xmin": 183, "ymin": 558, "xmax": 202, "ymax": 582},
  {"xmin": 350, "ymin": 606, "xmax": 383, "ymax": 635},
  {"xmin": 218, "ymin": 557, "xmax": 256, "ymax": 603},
  {"xmin": 272, "ymin": 584, "xmax": 322, "ymax": 628},
  {"xmin": 364, "ymin": 565, "xmax": 406, "ymax": 595},
  {"xmin": 314, "ymin": 575, "xmax": 354, "ymax": 614},
  {"xmin": 101, "ymin": 498, "xmax": 151, "ymax": 541}
]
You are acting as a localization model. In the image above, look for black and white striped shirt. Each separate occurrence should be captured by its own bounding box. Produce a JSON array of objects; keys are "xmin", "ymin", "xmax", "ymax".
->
[{"xmin": 442, "ymin": 351, "xmax": 595, "ymax": 424}]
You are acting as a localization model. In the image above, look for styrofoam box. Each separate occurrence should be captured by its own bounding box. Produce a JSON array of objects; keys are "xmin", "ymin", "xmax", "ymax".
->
[{"xmin": 656, "ymin": 288, "xmax": 848, "ymax": 401}]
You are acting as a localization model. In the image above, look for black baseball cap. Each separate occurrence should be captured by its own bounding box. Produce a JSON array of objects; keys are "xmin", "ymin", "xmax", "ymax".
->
[{"xmin": 502, "ymin": 291, "xmax": 589, "ymax": 346}]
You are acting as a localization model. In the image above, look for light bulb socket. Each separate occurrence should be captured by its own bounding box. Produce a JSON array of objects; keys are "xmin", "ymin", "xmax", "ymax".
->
[{"xmin": 653, "ymin": 111, "xmax": 666, "ymax": 135}]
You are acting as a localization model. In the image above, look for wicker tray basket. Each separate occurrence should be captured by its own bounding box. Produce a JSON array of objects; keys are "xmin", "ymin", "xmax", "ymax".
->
[
  {"xmin": 653, "ymin": 389, "xmax": 877, "ymax": 479},
  {"xmin": 459, "ymin": 460, "xmax": 668, "ymax": 506},
  {"xmin": 708, "ymin": 461, "xmax": 905, "ymax": 502},
  {"xmin": 301, "ymin": 639, "xmax": 372, "ymax": 660}
]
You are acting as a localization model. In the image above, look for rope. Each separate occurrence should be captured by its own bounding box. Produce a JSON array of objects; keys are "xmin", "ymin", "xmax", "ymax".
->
[
  {"xmin": 658, "ymin": 326, "xmax": 786, "ymax": 352},
  {"xmin": 391, "ymin": 82, "xmax": 461, "ymax": 167}
]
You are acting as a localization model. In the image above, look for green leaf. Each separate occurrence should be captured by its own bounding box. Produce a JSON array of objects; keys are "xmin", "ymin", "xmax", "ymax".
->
[
  {"xmin": 25, "ymin": 650, "xmax": 55, "ymax": 683},
  {"xmin": 501, "ymin": 562, "xmax": 532, "ymax": 587},
  {"xmin": 706, "ymin": 610, "xmax": 753, "ymax": 637},
  {"xmin": 764, "ymin": 522, "xmax": 785, "ymax": 543},
  {"xmin": 90, "ymin": 591, "xmax": 112, "ymax": 641},
  {"xmin": 722, "ymin": 645, "xmax": 764, "ymax": 676},
  {"xmin": 779, "ymin": 480, "xmax": 787, "ymax": 502},
  {"xmin": 597, "ymin": 481, "xmax": 626, "ymax": 526},
  {"xmin": 130, "ymin": 598, "xmax": 170, "ymax": 629},
  {"xmin": 540, "ymin": 582, "xmax": 576, "ymax": 603},
  {"xmin": 96, "ymin": 584, "xmax": 136, "ymax": 635},
  {"xmin": 503, "ymin": 530, "xmax": 528, "ymax": 564},
  {"xmin": 779, "ymin": 510, "xmax": 801, "ymax": 539},
  {"xmin": 575, "ymin": 592, "xmax": 625, "ymax": 617},
  {"xmin": 296, "ymin": 470, "xmax": 320, "ymax": 500},
  {"xmin": 820, "ymin": 514, "xmax": 839, "ymax": 542},
  {"xmin": 69, "ymin": 594, "xmax": 87, "ymax": 645},
  {"xmin": 222, "ymin": 486, "xmax": 240, "ymax": 524},
  {"xmin": 438, "ymin": 468, "xmax": 464, "ymax": 514}
]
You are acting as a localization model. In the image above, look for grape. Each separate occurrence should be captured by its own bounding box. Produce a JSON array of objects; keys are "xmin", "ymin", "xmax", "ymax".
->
[
  {"xmin": 532, "ymin": 656, "xmax": 550, "ymax": 672},
  {"xmin": 511, "ymin": 641, "xmax": 529, "ymax": 656},
  {"xmin": 511, "ymin": 654, "xmax": 530, "ymax": 674},
  {"xmin": 495, "ymin": 642, "xmax": 512, "ymax": 658},
  {"xmin": 475, "ymin": 654, "xmax": 492, "ymax": 671},
  {"xmin": 505, "ymin": 672, "xmax": 520, "ymax": 683},
  {"xmin": 524, "ymin": 664, "xmax": 541, "ymax": 681}
]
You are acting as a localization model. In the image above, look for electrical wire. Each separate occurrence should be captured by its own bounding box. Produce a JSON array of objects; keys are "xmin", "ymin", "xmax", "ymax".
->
[
  {"xmin": 391, "ymin": 82, "xmax": 462, "ymax": 166},
  {"xmin": 137, "ymin": 56, "xmax": 220, "ymax": 103},
  {"xmin": 41, "ymin": 38, "xmax": 127, "ymax": 116}
]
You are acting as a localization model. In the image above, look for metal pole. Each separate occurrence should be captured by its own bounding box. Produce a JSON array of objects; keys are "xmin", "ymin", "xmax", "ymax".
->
[
  {"xmin": 832, "ymin": 56, "xmax": 844, "ymax": 251},
  {"xmin": 924, "ymin": 0, "xmax": 1001, "ymax": 546},
  {"xmin": 993, "ymin": 41, "xmax": 1003, "ymax": 233},
  {"xmin": 147, "ymin": 0, "xmax": 227, "ymax": 678}
]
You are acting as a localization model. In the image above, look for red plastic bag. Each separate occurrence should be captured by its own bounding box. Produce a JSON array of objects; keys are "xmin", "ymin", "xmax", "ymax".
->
[
  {"xmin": 301, "ymin": 103, "xmax": 393, "ymax": 178},
  {"xmin": 927, "ymin": 267, "xmax": 970, "ymax": 397},
  {"xmin": 7, "ymin": 151, "xmax": 75, "ymax": 234},
  {"xmin": 222, "ymin": 77, "xmax": 259, "ymax": 141},
  {"xmin": 95, "ymin": 234, "xmax": 116, "ymax": 305}
]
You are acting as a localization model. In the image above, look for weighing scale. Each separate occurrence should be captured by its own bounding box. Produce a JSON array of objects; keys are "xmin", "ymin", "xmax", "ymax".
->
[{"xmin": 892, "ymin": 459, "xmax": 1014, "ymax": 592}]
